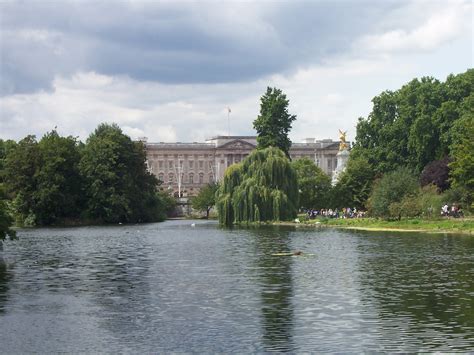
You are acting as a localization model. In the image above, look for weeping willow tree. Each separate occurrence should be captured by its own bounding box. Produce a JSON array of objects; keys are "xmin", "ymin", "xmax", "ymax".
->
[{"xmin": 216, "ymin": 147, "xmax": 299, "ymax": 226}]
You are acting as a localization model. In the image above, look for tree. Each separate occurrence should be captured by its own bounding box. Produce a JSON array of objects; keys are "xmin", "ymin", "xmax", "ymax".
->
[
  {"xmin": 352, "ymin": 69, "xmax": 473, "ymax": 174},
  {"xmin": 3, "ymin": 135, "xmax": 40, "ymax": 225},
  {"xmin": 420, "ymin": 157, "xmax": 451, "ymax": 192},
  {"xmin": 291, "ymin": 157, "xmax": 331, "ymax": 209},
  {"xmin": 3, "ymin": 131, "xmax": 84, "ymax": 226},
  {"xmin": 253, "ymin": 87, "xmax": 297, "ymax": 158},
  {"xmin": 79, "ymin": 123, "xmax": 162, "ymax": 223},
  {"xmin": 33, "ymin": 130, "xmax": 83, "ymax": 225},
  {"xmin": 449, "ymin": 95, "xmax": 474, "ymax": 207},
  {"xmin": 331, "ymin": 156, "xmax": 376, "ymax": 209},
  {"xmin": 192, "ymin": 183, "xmax": 218, "ymax": 218},
  {"xmin": 216, "ymin": 147, "xmax": 299, "ymax": 226},
  {"xmin": 0, "ymin": 186, "xmax": 16, "ymax": 241},
  {"xmin": 368, "ymin": 167, "xmax": 419, "ymax": 218},
  {"xmin": 0, "ymin": 139, "xmax": 17, "ymax": 184}
]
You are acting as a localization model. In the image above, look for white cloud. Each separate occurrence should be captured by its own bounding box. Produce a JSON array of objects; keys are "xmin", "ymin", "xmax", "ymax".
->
[
  {"xmin": 356, "ymin": 0, "xmax": 471, "ymax": 54},
  {"xmin": 0, "ymin": 1, "xmax": 471, "ymax": 146}
]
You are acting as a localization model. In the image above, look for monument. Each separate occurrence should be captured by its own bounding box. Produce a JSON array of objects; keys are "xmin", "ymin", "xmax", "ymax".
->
[{"xmin": 331, "ymin": 129, "xmax": 350, "ymax": 185}]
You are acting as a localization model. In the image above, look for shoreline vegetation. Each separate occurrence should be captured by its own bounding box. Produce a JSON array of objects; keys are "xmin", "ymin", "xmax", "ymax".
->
[
  {"xmin": 9, "ymin": 216, "xmax": 473, "ymax": 236},
  {"xmin": 271, "ymin": 216, "xmax": 474, "ymax": 235}
]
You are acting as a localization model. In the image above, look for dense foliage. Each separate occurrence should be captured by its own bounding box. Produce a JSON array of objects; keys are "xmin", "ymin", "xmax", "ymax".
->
[
  {"xmin": 291, "ymin": 157, "xmax": 331, "ymax": 209},
  {"xmin": 333, "ymin": 69, "xmax": 473, "ymax": 214},
  {"xmin": 80, "ymin": 123, "xmax": 163, "ymax": 223},
  {"xmin": 352, "ymin": 69, "xmax": 473, "ymax": 175},
  {"xmin": 1, "ymin": 124, "xmax": 172, "ymax": 226},
  {"xmin": 253, "ymin": 87, "xmax": 297, "ymax": 158},
  {"xmin": 448, "ymin": 98, "xmax": 474, "ymax": 206},
  {"xmin": 331, "ymin": 156, "xmax": 376, "ymax": 210},
  {"xmin": 191, "ymin": 183, "xmax": 218, "ymax": 218},
  {"xmin": 419, "ymin": 157, "xmax": 451, "ymax": 192},
  {"xmin": 367, "ymin": 167, "xmax": 419, "ymax": 218},
  {"xmin": 216, "ymin": 147, "xmax": 298, "ymax": 226},
  {"xmin": 0, "ymin": 186, "xmax": 16, "ymax": 241}
]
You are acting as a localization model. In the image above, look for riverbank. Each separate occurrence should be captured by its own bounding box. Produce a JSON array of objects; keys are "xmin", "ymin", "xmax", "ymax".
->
[{"xmin": 274, "ymin": 216, "xmax": 474, "ymax": 234}]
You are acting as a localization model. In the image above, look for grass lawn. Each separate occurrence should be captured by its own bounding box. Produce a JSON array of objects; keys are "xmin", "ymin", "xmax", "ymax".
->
[{"xmin": 295, "ymin": 215, "xmax": 474, "ymax": 234}]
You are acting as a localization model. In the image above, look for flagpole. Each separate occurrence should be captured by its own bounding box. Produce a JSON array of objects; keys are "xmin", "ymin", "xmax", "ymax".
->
[{"xmin": 227, "ymin": 107, "xmax": 230, "ymax": 137}]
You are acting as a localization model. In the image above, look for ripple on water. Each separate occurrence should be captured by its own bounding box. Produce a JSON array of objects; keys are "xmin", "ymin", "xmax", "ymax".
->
[{"xmin": 0, "ymin": 221, "xmax": 473, "ymax": 352}]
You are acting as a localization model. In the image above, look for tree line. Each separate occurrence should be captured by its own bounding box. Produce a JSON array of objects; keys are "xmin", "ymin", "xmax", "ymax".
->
[
  {"xmin": 333, "ymin": 68, "xmax": 473, "ymax": 217},
  {"xmin": 213, "ymin": 69, "xmax": 472, "ymax": 225},
  {"xmin": 1, "ymin": 68, "xmax": 472, "ymax": 234},
  {"xmin": 0, "ymin": 123, "xmax": 175, "ymax": 236}
]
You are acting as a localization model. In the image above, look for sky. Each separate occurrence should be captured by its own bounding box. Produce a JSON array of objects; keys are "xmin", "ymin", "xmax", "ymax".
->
[{"xmin": 0, "ymin": 0, "xmax": 472, "ymax": 143}]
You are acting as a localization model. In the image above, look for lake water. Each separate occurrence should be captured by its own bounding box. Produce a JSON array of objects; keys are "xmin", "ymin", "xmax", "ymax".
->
[{"xmin": 0, "ymin": 220, "xmax": 473, "ymax": 352}]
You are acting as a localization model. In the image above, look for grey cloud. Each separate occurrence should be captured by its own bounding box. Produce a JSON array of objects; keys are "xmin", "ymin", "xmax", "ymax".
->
[{"xmin": 1, "ymin": 0, "xmax": 406, "ymax": 95}]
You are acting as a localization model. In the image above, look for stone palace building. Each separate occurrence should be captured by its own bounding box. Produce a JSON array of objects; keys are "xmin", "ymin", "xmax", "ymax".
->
[{"xmin": 145, "ymin": 136, "xmax": 343, "ymax": 197}]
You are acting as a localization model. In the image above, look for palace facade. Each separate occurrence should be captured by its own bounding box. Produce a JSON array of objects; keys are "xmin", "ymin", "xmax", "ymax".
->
[{"xmin": 145, "ymin": 136, "xmax": 342, "ymax": 197}]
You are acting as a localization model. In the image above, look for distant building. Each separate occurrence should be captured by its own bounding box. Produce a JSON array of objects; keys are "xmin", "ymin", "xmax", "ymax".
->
[{"xmin": 145, "ymin": 136, "xmax": 343, "ymax": 197}]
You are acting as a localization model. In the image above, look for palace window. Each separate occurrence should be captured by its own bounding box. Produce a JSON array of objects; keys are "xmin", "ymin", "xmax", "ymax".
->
[
  {"xmin": 169, "ymin": 161, "xmax": 173, "ymax": 169},
  {"xmin": 199, "ymin": 161, "xmax": 204, "ymax": 169},
  {"xmin": 327, "ymin": 160, "xmax": 332, "ymax": 170},
  {"xmin": 189, "ymin": 161, "xmax": 194, "ymax": 169},
  {"xmin": 189, "ymin": 173, "xmax": 194, "ymax": 184},
  {"xmin": 168, "ymin": 173, "xmax": 174, "ymax": 183},
  {"xmin": 199, "ymin": 173, "xmax": 204, "ymax": 184},
  {"xmin": 158, "ymin": 173, "xmax": 164, "ymax": 182},
  {"xmin": 159, "ymin": 161, "xmax": 163, "ymax": 168}
]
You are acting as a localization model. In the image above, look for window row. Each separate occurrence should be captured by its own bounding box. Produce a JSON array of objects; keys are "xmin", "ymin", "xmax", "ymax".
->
[
  {"xmin": 158, "ymin": 172, "xmax": 214, "ymax": 184},
  {"xmin": 155, "ymin": 160, "xmax": 207, "ymax": 169}
]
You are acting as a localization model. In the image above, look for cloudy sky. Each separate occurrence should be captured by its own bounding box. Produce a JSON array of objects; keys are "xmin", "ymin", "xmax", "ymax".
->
[{"xmin": 0, "ymin": 0, "xmax": 472, "ymax": 143}]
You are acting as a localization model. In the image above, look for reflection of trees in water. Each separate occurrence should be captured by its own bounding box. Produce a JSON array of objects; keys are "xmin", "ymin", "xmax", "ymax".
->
[
  {"xmin": 83, "ymin": 244, "xmax": 155, "ymax": 341},
  {"xmin": 0, "ymin": 256, "xmax": 12, "ymax": 314},
  {"xmin": 358, "ymin": 233, "xmax": 474, "ymax": 349},
  {"xmin": 247, "ymin": 226, "xmax": 295, "ymax": 352}
]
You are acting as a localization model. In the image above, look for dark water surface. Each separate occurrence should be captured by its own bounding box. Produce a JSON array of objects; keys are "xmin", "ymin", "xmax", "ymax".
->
[{"xmin": 0, "ymin": 220, "xmax": 473, "ymax": 352}]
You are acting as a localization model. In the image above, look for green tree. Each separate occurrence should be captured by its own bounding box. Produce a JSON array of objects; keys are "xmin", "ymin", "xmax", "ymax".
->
[
  {"xmin": 352, "ymin": 69, "xmax": 473, "ymax": 174},
  {"xmin": 3, "ymin": 135, "xmax": 40, "ymax": 225},
  {"xmin": 331, "ymin": 156, "xmax": 376, "ymax": 209},
  {"xmin": 0, "ymin": 139, "xmax": 17, "ymax": 184},
  {"xmin": 368, "ymin": 167, "xmax": 419, "ymax": 218},
  {"xmin": 253, "ymin": 87, "xmax": 297, "ymax": 158},
  {"xmin": 79, "ymin": 123, "xmax": 162, "ymax": 223},
  {"xmin": 291, "ymin": 157, "xmax": 331, "ymax": 209},
  {"xmin": 0, "ymin": 186, "xmax": 16, "ymax": 241},
  {"xmin": 33, "ymin": 130, "xmax": 83, "ymax": 225},
  {"xmin": 156, "ymin": 189, "xmax": 177, "ymax": 218},
  {"xmin": 449, "ymin": 95, "xmax": 474, "ymax": 207},
  {"xmin": 192, "ymin": 183, "xmax": 218, "ymax": 218},
  {"xmin": 216, "ymin": 147, "xmax": 299, "ymax": 226}
]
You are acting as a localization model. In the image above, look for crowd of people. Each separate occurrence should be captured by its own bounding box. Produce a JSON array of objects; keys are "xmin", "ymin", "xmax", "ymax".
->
[
  {"xmin": 306, "ymin": 207, "xmax": 366, "ymax": 219},
  {"xmin": 441, "ymin": 204, "xmax": 464, "ymax": 218}
]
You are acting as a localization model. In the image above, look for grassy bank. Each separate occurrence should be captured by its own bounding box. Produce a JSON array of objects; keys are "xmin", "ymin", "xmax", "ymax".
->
[{"xmin": 290, "ymin": 216, "xmax": 474, "ymax": 234}]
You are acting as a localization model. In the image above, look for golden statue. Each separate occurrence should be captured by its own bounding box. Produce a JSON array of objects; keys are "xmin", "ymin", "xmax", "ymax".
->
[{"xmin": 338, "ymin": 129, "xmax": 349, "ymax": 151}]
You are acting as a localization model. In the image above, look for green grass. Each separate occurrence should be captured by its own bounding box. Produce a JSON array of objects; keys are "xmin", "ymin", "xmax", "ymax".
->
[{"xmin": 296, "ymin": 214, "xmax": 474, "ymax": 234}]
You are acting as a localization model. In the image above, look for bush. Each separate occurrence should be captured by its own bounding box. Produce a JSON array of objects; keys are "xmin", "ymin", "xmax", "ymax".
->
[
  {"xmin": 420, "ymin": 185, "xmax": 444, "ymax": 218},
  {"xmin": 368, "ymin": 167, "xmax": 419, "ymax": 218},
  {"xmin": 389, "ymin": 194, "xmax": 422, "ymax": 219}
]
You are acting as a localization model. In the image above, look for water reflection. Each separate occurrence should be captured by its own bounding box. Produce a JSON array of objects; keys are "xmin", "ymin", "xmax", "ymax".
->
[
  {"xmin": 247, "ymin": 226, "xmax": 295, "ymax": 352},
  {"xmin": 83, "ymin": 240, "xmax": 154, "ymax": 341},
  {"xmin": 0, "ymin": 255, "xmax": 11, "ymax": 313},
  {"xmin": 1, "ymin": 223, "xmax": 473, "ymax": 352},
  {"xmin": 357, "ymin": 232, "xmax": 474, "ymax": 351}
]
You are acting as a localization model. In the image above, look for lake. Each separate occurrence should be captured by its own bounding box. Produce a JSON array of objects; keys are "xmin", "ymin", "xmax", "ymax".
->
[{"xmin": 0, "ymin": 220, "xmax": 473, "ymax": 352}]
